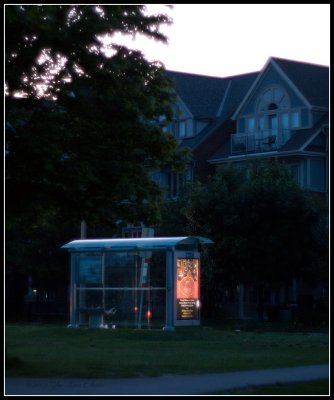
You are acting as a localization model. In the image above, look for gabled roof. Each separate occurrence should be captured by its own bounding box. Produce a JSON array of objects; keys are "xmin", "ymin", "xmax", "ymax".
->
[
  {"xmin": 166, "ymin": 70, "xmax": 258, "ymax": 120},
  {"xmin": 166, "ymin": 70, "xmax": 229, "ymax": 119},
  {"xmin": 271, "ymin": 57, "xmax": 329, "ymax": 109},
  {"xmin": 166, "ymin": 70, "xmax": 258, "ymax": 150},
  {"xmin": 217, "ymin": 72, "xmax": 259, "ymax": 119},
  {"xmin": 165, "ymin": 57, "xmax": 328, "ymax": 160},
  {"xmin": 232, "ymin": 57, "xmax": 329, "ymax": 118}
]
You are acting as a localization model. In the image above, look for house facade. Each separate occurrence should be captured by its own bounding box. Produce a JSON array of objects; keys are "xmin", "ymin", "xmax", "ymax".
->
[
  {"xmin": 161, "ymin": 57, "xmax": 328, "ymax": 200},
  {"xmin": 208, "ymin": 57, "xmax": 329, "ymax": 201},
  {"xmin": 154, "ymin": 69, "xmax": 259, "ymax": 197},
  {"xmin": 160, "ymin": 57, "xmax": 329, "ymax": 321}
]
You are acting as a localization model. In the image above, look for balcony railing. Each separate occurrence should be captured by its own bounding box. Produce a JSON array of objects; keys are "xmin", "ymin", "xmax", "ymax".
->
[{"xmin": 231, "ymin": 129, "xmax": 291, "ymax": 155}]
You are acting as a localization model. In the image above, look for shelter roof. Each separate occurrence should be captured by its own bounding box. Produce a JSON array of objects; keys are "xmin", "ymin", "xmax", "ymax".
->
[{"xmin": 62, "ymin": 236, "xmax": 213, "ymax": 252}]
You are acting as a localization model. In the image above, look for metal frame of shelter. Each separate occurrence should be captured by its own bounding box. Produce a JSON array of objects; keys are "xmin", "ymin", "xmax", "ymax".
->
[{"xmin": 62, "ymin": 236, "xmax": 213, "ymax": 331}]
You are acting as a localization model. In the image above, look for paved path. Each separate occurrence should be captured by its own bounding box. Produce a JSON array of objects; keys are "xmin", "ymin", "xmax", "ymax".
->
[{"xmin": 5, "ymin": 364, "xmax": 329, "ymax": 395}]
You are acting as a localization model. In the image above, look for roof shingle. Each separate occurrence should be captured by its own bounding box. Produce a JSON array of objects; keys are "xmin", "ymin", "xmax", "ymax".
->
[
  {"xmin": 165, "ymin": 70, "xmax": 258, "ymax": 119},
  {"xmin": 272, "ymin": 57, "xmax": 329, "ymax": 108}
]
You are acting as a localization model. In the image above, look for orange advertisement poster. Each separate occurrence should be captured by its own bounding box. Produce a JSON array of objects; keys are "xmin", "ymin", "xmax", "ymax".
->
[{"xmin": 176, "ymin": 259, "xmax": 199, "ymax": 320}]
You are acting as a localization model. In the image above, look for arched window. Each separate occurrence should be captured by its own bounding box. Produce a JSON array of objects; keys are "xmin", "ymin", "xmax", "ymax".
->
[
  {"xmin": 256, "ymin": 87, "xmax": 290, "ymax": 145},
  {"xmin": 257, "ymin": 87, "xmax": 290, "ymax": 113}
]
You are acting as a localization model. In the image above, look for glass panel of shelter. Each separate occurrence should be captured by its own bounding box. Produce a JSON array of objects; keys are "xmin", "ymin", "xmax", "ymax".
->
[{"xmin": 75, "ymin": 251, "xmax": 166, "ymax": 329}]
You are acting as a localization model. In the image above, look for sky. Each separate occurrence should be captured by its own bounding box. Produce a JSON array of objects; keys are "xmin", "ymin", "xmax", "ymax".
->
[{"xmin": 114, "ymin": 4, "xmax": 330, "ymax": 78}]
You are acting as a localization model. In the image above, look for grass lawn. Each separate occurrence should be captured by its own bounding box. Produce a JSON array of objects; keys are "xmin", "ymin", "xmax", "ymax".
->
[
  {"xmin": 5, "ymin": 322, "xmax": 329, "ymax": 379},
  {"xmin": 210, "ymin": 379, "xmax": 329, "ymax": 395}
]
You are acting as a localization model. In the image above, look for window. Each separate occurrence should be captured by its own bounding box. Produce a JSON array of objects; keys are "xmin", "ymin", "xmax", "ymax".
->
[
  {"xmin": 238, "ymin": 118, "xmax": 245, "ymax": 133},
  {"xmin": 291, "ymin": 111, "xmax": 300, "ymax": 128},
  {"xmin": 185, "ymin": 167, "xmax": 192, "ymax": 182},
  {"xmin": 281, "ymin": 113, "xmax": 289, "ymax": 130},
  {"xmin": 257, "ymin": 87, "xmax": 290, "ymax": 113},
  {"xmin": 179, "ymin": 121, "xmax": 186, "ymax": 137},
  {"xmin": 256, "ymin": 87, "xmax": 291, "ymax": 147},
  {"xmin": 151, "ymin": 171, "xmax": 161, "ymax": 184},
  {"xmin": 167, "ymin": 171, "xmax": 190, "ymax": 198},
  {"xmin": 281, "ymin": 112, "xmax": 289, "ymax": 144},
  {"xmin": 258, "ymin": 116, "xmax": 264, "ymax": 132},
  {"xmin": 247, "ymin": 117, "xmax": 255, "ymax": 132},
  {"xmin": 158, "ymin": 115, "xmax": 168, "ymax": 132},
  {"xmin": 167, "ymin": 172, "xmax": 180, "ymax": 198},
  {"xmin": 268, "ymin": 114, "xmax": 278, "ymax": 135}
]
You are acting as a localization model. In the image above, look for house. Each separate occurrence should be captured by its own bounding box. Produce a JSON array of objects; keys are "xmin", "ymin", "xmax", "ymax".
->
[
  {"xmin": 162, "ymin": 57, "xmax": 328, "ymax": 200},
  {"xmin": 161, "ymin": 57, "xmax": 329, "ymax": 321},
  {"xmin": 208, "ymin": 57, "xmax": 329, "ymax": 201},
  {"xmin": 155, "ymin": 69, "xmax": 259, "ymax": 197}
]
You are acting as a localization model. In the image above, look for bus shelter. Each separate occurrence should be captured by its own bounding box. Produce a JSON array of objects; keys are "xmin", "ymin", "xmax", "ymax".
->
[{"xmin": 62, "ymin": 236, "xmax": 213, "ymax": 330}]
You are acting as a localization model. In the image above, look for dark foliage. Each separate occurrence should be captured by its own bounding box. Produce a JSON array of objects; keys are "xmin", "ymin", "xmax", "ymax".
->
[{"xmin": 5, "ymin": 5, "xmax": 189, "ymax": 319}]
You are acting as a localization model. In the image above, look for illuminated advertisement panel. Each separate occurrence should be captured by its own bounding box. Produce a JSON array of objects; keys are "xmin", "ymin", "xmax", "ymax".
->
[{"xmin": 176, "ymin": 258, "xmax": 199, "ymax": 321}]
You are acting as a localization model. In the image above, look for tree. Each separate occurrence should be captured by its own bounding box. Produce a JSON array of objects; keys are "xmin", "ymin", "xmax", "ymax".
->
[
  {"xmin": 6, "ymin": 5, "xmax": 189, "ymax": 230},
  {"xmin": 161, "ymin": 161, "xmax": 328, "ymax": 320},
  {"xmin": 5, "ymin": 5, "xmax": 189, "ymax": 318},
  {"xmin": 6, "ymin": 5, "xmax": 171, "ymax": 98}
]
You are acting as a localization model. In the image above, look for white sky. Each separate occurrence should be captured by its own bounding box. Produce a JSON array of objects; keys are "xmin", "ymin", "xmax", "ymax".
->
[{"xmin": 116, "ymin": 4, "xmax": 330, "ymax": 78}]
